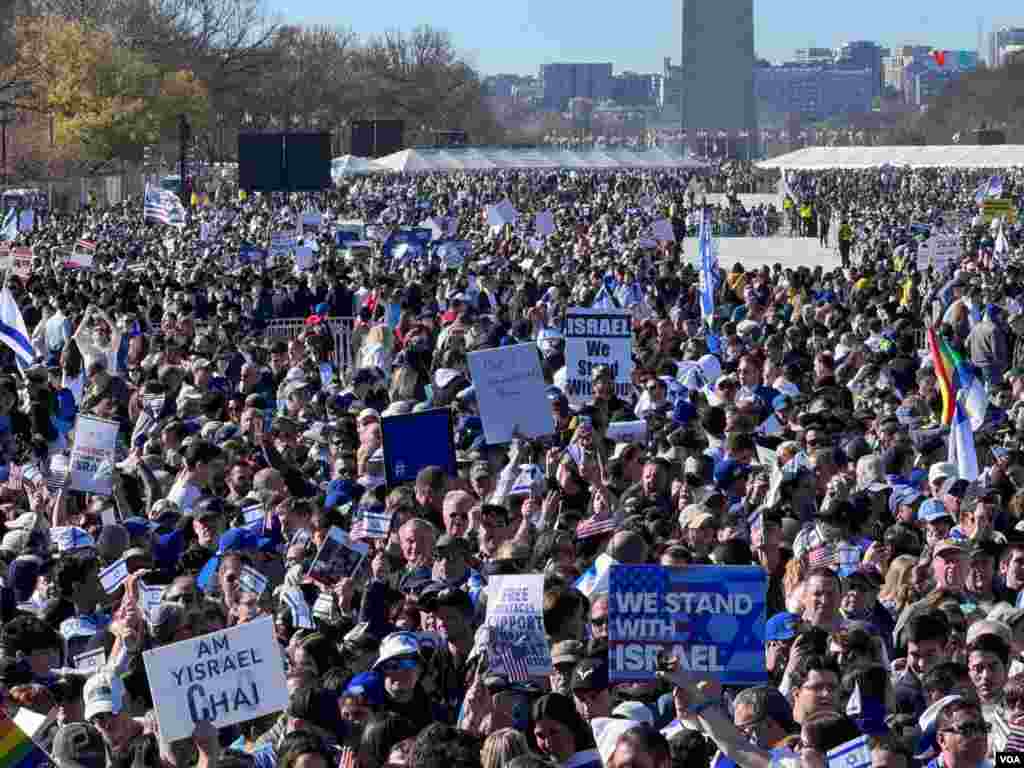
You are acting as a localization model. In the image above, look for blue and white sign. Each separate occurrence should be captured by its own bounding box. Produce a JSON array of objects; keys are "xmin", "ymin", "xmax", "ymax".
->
[
  {"xmin": 380, "ymin": 408, "xmax": 457, "ymax": 487},
  {"xmin": 435, "ymin": 239, "xmax": 472, "ymax": 269},
  {"xmin": 608, "ymin": 565, "xmax": 767, "ymax": 685}
]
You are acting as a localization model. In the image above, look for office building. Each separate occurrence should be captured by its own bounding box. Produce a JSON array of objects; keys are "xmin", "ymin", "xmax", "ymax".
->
[
  {"xmin": 540, "ymin": 63, "xmax": 613, "ymax": 112},
  {"xmin": 680, "ymin": 0, "xmax": 756, "ymax": 133},
  {"xmin": 612, "ymin": 72, "xmax": 658, "ymax": 107},
  {"xmin": 660, "ymin": 57, "xmax": 684, "ymax": 115},
  {"xmin": 795, "ymin": 47, "xmax": 835, "ymax": 65},
  {"xmin": 992, "ymin": 26, "xmax": 1024, "ymax": 66},
  {"xmin": 837, "ymin": 41, "xmax": 888, "ymax": 99},
  {"xmin": 755, "ymin": 64, "xmax": 874, "ymax": 122}
]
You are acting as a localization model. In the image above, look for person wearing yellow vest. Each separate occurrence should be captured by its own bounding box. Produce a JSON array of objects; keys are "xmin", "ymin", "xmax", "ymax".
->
[{"xmin": 838, "ymin": 218, "xmax": 854, "ymax": 267}]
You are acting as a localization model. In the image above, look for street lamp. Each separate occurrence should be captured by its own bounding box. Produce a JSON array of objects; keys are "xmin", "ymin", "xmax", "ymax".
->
[{"xmin": 0, "ymin": 101, "xmax": 14, "ymax": 188}]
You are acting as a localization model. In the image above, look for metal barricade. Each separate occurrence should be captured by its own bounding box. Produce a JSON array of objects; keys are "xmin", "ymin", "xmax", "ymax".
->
[{"xmin": 263, "ymin": 317, "xmax": 355, "ymax": 373}]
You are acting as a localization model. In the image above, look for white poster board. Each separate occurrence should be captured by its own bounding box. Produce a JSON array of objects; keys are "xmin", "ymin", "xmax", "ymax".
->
[
  {"xmin": 143, "ymin": 616, "xmax": 288, "ymax": 743},
  {"xmin": 68, "ymin": 415, "xmax": 119, "ymax": 495},
  {"xmin": 485, "ymin": 574, "xmax": 552, "ymax": 677},
  {"xmin": 563, "ymin": 308, "xmax": 634, "ymax": 406},
  {"xmin": 468, "ymin": 343, "xmax": 555, "ymax": 445}
]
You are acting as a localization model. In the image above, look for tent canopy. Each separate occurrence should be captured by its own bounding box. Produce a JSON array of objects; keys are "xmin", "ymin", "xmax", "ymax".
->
[
  {"xmin": 757, "ymin": 145, "xmax": 1024, "ymax": 171},
  {"xmin": 367, "ymin": 146, "xmax": 707, "ymax": 173}
]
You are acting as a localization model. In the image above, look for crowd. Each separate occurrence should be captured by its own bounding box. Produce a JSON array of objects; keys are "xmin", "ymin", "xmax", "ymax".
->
[{"xmin": 0, "ymin": 161, "xmax": 1022, "ymax": 768}]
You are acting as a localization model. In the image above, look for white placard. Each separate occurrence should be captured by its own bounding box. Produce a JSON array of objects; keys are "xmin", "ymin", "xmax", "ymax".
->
[
  {"xmin": 295, "ymin": 246, "xmax": 315, "ymax": 272},
  {"xmin": 98, "ymin": 558, "xmax": 129, "ymax": 593},
  {"xmin": 535, "ymin": 210, "xmax": 555, "ymax": 237},
  {"xmin": 74, "ymin": 647, "xmax": 106, "ymax": 672},
  {"xmin": 68, "ymin": 415, "xmax": 119, "ymax": 495},
  {"xmin": 605, "ymin": 420, "xmax": 648, "ymax": 444},
  {"xmin": 468, "ymin": 343, "xmax": 555, "ymax": 445},
  {"xmin": 485, "ymin": 574, "xmax": 552, "ymax": 677},
  {"xmin": 652, "ymin": 218, "xmax": 675, "ymax": 243},
  {"xmin": 138, "ymin": 583, "xmax": 166, "ymax": 623},
  {"xmin": 563, "ymin": 308, "xmax": 634, "ymax": 406},
  {"xmin": 143, "ymin": 616, "xmax": 288, "ymax": 743}
]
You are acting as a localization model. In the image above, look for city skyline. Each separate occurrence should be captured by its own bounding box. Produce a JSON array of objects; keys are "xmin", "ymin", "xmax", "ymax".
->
[{"xmin": 272, "ymin": 0, "xmax": 1023, "ymax": 75}]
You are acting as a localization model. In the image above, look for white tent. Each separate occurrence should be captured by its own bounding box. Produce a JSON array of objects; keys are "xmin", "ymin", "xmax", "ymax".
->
[
  {"xmin": 370, "ymin": 146, "xmax": 707, "ymax": 172},
  {"xmin": 758, "ymin": 145, "xmax": 1024, "ymax": 171},
  {"xmin": 330, "ymin": 155, "xmax": 378, "ymax": 176}
]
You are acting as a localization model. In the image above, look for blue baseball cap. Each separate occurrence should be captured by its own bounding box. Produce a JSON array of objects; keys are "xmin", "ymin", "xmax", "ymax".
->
[
  {"xmin": 765, "ymin": 612, "xmax": 801, "ymax": 642},
  {"xmin": 918, "ymin": 498, "xmax": 954, "ymax": 523},
  {"xmin": 342, "ymin": 671, "xmax": 385, "ymax": 707},
  {"xmin": 714, "ymin": 459, "xmax": 752, "ymax": 490}
]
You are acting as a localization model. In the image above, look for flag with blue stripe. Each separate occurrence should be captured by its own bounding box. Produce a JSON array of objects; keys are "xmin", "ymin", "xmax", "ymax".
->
[
  {"xmin": 0, "ymin": 287, "xmax": 34, "ymax": 368},
  {"xmin": 698, "ymin": 208, "xmax": 718, "ymax": 326},
  {"xmin": 0, "ymin": 209, "xmax": 16, "ymax": 241},
  {"xmin": 948, "ymin": 401, "xmax": 979, "ymax": 482},
  {"xmin": 826, "ymin": 735, "xmax": 871, "ymax": 768}
]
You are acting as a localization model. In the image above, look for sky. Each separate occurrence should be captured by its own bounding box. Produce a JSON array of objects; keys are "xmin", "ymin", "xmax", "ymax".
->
[{"xmin": 271, "ymin": 0, "xmax": 1023, "ymax": 75}]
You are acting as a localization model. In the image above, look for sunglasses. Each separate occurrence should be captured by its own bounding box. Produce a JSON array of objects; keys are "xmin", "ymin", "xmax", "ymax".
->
[
  {"xmin": 379, "ymin": 658, "xmax": 418, "ymax": 673},
  {"xmin": 590, "ymin": 616, "xmax": 608, "ymax": 627},
  {"xmin": 941, "ymin": 721, "xmax": 989, "ymax": 738}
]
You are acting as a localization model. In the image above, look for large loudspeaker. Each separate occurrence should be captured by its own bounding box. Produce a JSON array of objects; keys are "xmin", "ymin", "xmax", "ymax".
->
[
  {"xmin": 350, "ymin": 121, "xmax": 375, "ymax": 157},
  {"xmin": 349, "ymin": 120, "xmax": 405, "ymax": 157},
  {"xmin": 284, "ymin": 132, "xmax": 331, "ymax": 191},
  {"xmin": 238, "ymin": 132, "xmax": 330, "ymax": 191},
  {"xmin": 238, "ymin": 134, "xmax": 283, "ymax": 191}
]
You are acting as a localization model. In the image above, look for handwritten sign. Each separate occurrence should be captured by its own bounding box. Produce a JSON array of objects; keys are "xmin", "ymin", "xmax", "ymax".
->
[
  {"xmin": 608, "ymin": 565, "xmax": 767, "ymax": 685},
  {"xmin": 68, "ymin": 415, "xmax": 119, "ymax": 495},
  {"xmin": 143, "ymin": 616, "xmax": 288, "ymax": 742},
  {"xmin": 485, "ymin": 575, "xmax": 552, "ymax": 677},
  {"xmin": 468, "ymin": 343, "xmax": 554, "ymax": 445}
]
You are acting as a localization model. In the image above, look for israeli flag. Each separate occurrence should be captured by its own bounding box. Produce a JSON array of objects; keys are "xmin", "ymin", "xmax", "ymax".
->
[
  {"xmin": 575, "ymin": 553, "xmax": 615, "ymax": 598},
  {"xmin": 698, "ymin": 209, "xmax": 717, "ymax": 326},
  {"xmin": 0, "ymin": 287, "xmax": 34, "ymax": 368},
  {"xmin": 0, "ymin": 209, "xmax": 16, "ymax": 241},
  {"xmin": 846, "ymin": 682, "xmax": 863, "ymax": 717},
  {"xmin": 592, "ymin": 284, "xmax": 617, "ymax": 310},
  {"xmin": 948, "ymin": 401, "xmax": 979, "ymax": 482},
  {"xmin": 826, "ymin": 735, "xmax": 871, "ymax": 768}
]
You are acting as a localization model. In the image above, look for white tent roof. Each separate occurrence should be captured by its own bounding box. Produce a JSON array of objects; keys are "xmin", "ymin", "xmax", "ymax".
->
[
  {"xmin": 330, "ymin": 155, "xmax": 379, "ymax": 175},
  {"xmin": 370, "ymin": 146, "xmax": 706, "ymax": 172},
  {"xmin": 757, "ymin": 145, "xmax": 1024, "ymax": 170}
]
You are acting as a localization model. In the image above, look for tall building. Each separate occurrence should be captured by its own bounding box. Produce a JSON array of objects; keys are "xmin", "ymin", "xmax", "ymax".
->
[
  {"xmin": 612, "ymin": 72, "xmax": 658, "ymax": 107},
  {"xmin": 540, "ymin": 63, "xmax": 613, "ymax": 112},
  {"xmin": 755, "ymin": 64, "xmax": 874, "ymax": 122},
  {"xmin": 837, "ymin": 41, "xmax": 888, "ymax": 99},
  {"xmin": 680, "ymin": 0, "xmax": 756, "ymax": 133},
  {"xmin": 660, "ymin": 57, "xmax": 684, "ymax": 116},
  {"xmin": 795, "ymin": 47, "xmax": 835, "ymax": 65}
]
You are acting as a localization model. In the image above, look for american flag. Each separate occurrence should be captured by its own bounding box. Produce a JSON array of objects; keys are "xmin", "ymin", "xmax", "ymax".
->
[
  {"xmin": 46, "ymin": 454, "xmax": 69, "ymax": 491},
  {"xmin": 64, "ymin": 239, "xmax": 96, "ymax": 270},
  {"xmin": 498, "ymin": 644, "xmax": 531, "ymax": 683},
  {"xmin": 144, "ymin": 184, "xmax": 186, "ymax": 227},
  {"xmin": 1006, "ymin": 728, "xmax": 1024, "ymax": 753},
  {"xmin": 807, "ymin": 545, "xmax": 839, "ymax": 569},
  {"xmin": 748, "ymin": 509, "xmax": 764, "ymax": 548},
  {"xmin": 576, "ymin": 514, "xmax": 617, "ymax": 539}
]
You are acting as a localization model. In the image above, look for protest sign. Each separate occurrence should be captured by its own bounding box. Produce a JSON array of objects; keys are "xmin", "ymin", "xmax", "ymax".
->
[
  {"xmin": 485, "ymin": 575, "xmax": 552, "ymax": 677},
  {"xmin": 651, "ymin": 219, "xmax": 675, "ymax": 243},
  {"xmin": 307, "ymin": 526, "xmax": 368, "ymax": 583},
  {"xmin": 982, "ymin": 198, "xmax": 1018, "ymax": 224},
  {"xmin": 917, "ymin": 234, "xmax": 960, "ymax": 273},
  {"xmin": 64, "ymin": 240, "xmax": 95, "ymax": 270},
  {"xmin": 0, "ymin": 245, "xmax": 8, "ymax": 270},
  {"xmin": 350, "ymin": 502, "xmax": 394, "ymax": 541},
  {"xmin": 535, "ymin": 210, "xmax": 555, "ymax": 237},
  {"xmin": 563, "ymin": 308, "xmax": 633, "ymax": 406},
  {"xmin": 301, "ymin": 210, "xmax": 322, "ymax": 233},
  {"xmin": 435, "ymin": 239, "xmax": 471, "ymax": 268},
  {"xmin": 143, "ymin": 616, "xmax": 288, "ymax": 743},
  {"xmin": 381, "ymin": 408, "xmax": 457, "ymax": 486},
  {"xmin": 608, "ymin": 565, "xmax": 767, "ymax": 685},
  {"xmin": 294, "ymin": 246, "xmax": 315, "ymax": 272},
  {"xmin": 270, "ymin": 232, "xmax": 297, "ymax": 261},
  {"xmin": 468, "ymin": 343, "xmax": 554, "ymax": 445},
  {"xmin": 11, "ymin": 247, "xmax": 32, "ymax": 280},
  {"xmin": 336, "ymin": 220, "xmax": 366, "ymax": 245},
  {"xmin": 605, "ymin": 420, "xmax": 648, "ymax": 444},
  {"xmin": 68, "ymin": 415, "xmax": 119, "ymax": 495}
]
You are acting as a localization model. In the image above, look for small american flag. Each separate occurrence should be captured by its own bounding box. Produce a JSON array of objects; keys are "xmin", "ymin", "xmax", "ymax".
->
[
  {"xmin": 576, "ymin": 514, "xmax": 617, "ymax": 539},
  {"xmin": 46, "ymin": 455, "xmax": 69, "ymax": 491},
  {"xmin": 1007, "ymin": 728, "xmax": 1024, "ymax": 753},
  {"xmin": 807, "ymin": 545, "xmax": 839, "ymax": 569},
  {"xmin": 498, "ymin": 644, "xmax": 531, "ymax": 683},
  {"xmin": 748, "ymin": 509, "xmax": 763, "ymax": 548}
]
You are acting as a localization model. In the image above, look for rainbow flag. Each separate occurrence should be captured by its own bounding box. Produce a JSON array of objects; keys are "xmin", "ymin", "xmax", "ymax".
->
[
  {"xmin": 0, "ymin": 715, "xmax": 50, "ymax": 768},
  {"xmin": 927, "ymin": 328, "xmax": 955, "ymax": 425}
]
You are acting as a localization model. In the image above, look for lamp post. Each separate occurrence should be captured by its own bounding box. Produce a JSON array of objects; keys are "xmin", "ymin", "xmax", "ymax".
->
[{"xmin": 0, "ymin": 101, "xmax": 14, "ymax": 188}]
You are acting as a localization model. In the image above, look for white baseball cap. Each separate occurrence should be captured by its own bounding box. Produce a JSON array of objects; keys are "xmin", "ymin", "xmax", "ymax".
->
[{"xmin": 83, "ymin": 672, "xmax": 125, "ymax": 722}]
